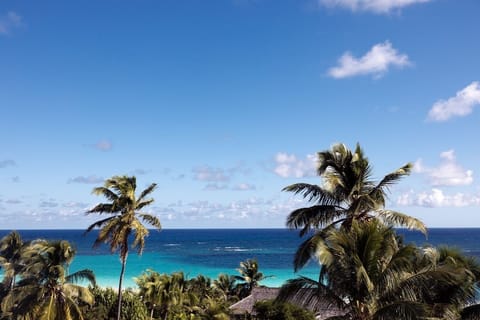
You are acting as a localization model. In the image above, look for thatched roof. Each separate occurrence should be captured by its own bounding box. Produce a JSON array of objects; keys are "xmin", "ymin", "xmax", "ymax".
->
[
  {"xmin": 229, "ymin": 287, "xmax": 280, "ymax": 315},
  {"xmin": 229, "ymin": 287, "xmax": 346, "ymax": 319}
]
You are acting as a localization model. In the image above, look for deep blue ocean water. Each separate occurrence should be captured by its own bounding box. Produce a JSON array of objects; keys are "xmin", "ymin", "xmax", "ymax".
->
[{"xmin": 1, "ymin": 228, "xmax": 479, "ymax": 288}]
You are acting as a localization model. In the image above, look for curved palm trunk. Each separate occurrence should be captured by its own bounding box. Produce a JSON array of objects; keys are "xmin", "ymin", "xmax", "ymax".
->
[{"xmin": 117, "ymin": 253, "xmax": 127, "ymax": 320}]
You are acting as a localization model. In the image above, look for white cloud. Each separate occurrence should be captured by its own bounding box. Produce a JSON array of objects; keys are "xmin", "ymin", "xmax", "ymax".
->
[
  {"xmin": 414, "ymin": 150, "xmax": 473, "ymax": 186},
  {"xmin": 0, "ymin": 11, "xmax": 22, "ymax": 35},
  {"xmin": 427, "ymin": 82, "xmax": 480, "ymax": 122},
  {"xmin": 233, "ymin": 183, "xmax": 256, "ymax": 191},
  {"xmin": 95, "ymin": 139, "xmax": 113, "ymax": 151},
  {"xmin": 203, "ymin": 183, "xmax": 228, "ymax": 191},
  {"xmin": 273, "ymin": 153, "xmax": 317, "ymax": 178},
  {"xmin": 319, "ymin": 0, "xmax": 431, "ymax": 13},
  {"xmin": 328, "ymin": 41, "xmax": 410, "ymax": 79},
  {"xmin": 193, "ymin": 166, "xmax": 230, "ymax": 182},
  {"xmin": 68, "ymin": 175, "xmax": 105, "ymax": 184},
  {"xmin": 397, "ymin": 189, "xmax": 480, "ymax": 207}
]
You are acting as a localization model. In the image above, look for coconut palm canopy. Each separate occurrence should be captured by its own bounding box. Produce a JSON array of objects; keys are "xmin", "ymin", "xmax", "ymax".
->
[
  {"xmin": 278, "ymin": 220, "xmax": 479, "ymax": 320},
  {"xmin": 284, "ymin": 143, "xmax": 427, "ymax": 271}
]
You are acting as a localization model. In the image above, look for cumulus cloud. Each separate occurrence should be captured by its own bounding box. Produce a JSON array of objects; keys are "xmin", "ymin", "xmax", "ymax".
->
[
  {"xmin": 397, "ymin": 189, "xmax": 480, "ymax": 207},
  {"xmin": 94, "ymin": 139, "xmax": 113, "ymax": 151},
  {"xmin": 0, "ymin": 11, "xmax": 22, "ymax": 35},
  {"xmin": 68, "ymin": 175, "xmax": 104, "ymax": 184},
  {"xmin": 193, "ymin": 166, "xmax": 230, "ymax": 182},
  {"xmin": 319, "ymin": 0, "xmax": 431, "ymax": 13},
  {"xmin": 0, "ymin": 160, "xmax": 16, "ymax": 168},
  {"xmin": 328, "ymin": 41, "xmax": 410, "ymax": 79},
  {"xmin": 273, "ymin": 153, "xmax": 317, "ymax": 178},
  {"xmin": 414, "ymin": 150, "xmax": 473, "ymax": 186},
  {"xmin": 427, "ymin": 82, "xmax": 480, "ymax": 122}
]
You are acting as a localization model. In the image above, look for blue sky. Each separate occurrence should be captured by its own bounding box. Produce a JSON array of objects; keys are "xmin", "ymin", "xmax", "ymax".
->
[{"xmin": 0, "ymin": 0, "xmax": 479, "ymax": 229}]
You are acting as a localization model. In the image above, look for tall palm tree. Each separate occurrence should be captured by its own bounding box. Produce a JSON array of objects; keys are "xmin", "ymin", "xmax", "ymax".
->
[
  {"xmin": 2, "ymin": 239, "xmax": 96, "ymax": 320},
  {"xmin": 278, "ymin": 221, "xmax": 476, "ymax": 320},
  {"xmin": 85, "ymin": 175, "xmax": 161, "ymax": 320},
  {"xmin": 284, "ymin": 143, "xmax": 427, "ymax": 271}
]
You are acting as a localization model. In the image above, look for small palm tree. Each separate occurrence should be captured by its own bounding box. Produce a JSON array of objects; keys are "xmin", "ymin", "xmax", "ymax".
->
[
  {"xmin": 235, "ymin": 259, "xmax": 270, "ymax": 298},
  {"xmin": 2, "ymin": 239, "xmax": 96, "ymax": 320},
  {"xmin": 213, "ymin": 273, "xmax": 237, "ymax": 301},
  {"xmin": 85, "ymin": 175, "xmax": 161, "ymax": 320},
  {"xmin": 284, "ymin": 143, "xmax": 426, "ymax": 271}
]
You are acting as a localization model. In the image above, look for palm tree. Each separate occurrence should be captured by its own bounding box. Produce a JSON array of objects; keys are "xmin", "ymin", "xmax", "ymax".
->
[
  {"xmin": 2, "ymin": 239, "xmax": 96, "ymax": 320},
  {"xmin": 235, "ymin": 259, "xmax": 270, "ymax": 298},
  {"xmin": 213, "ymin": 273, "xmax": 237, "ymax": 302},
  {"xmin": 0, "ymin": 231, "xmax": 26, "ymax": 291},
  {"xmin": 284, "ymin": 143, "xmax": 426, "ymax": 271},
  {"xmin": 278, "ymin": 220, "xmax": 476, "ymax": 320},
  {"xmin": 85, "ymin": 175, "xmax": 161, "ymax": 320}
]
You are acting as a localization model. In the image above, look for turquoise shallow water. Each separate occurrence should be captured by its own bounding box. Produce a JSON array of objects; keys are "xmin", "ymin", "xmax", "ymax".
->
[{"xmin": 2, "ymin": 228, "xmax": 480, "ymax": 289}]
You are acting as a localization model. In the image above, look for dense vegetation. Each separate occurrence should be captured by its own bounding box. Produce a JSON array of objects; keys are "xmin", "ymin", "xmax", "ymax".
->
[{"xmin": 1, "ymin": 144, "xmax": 480, "ymax": 319}]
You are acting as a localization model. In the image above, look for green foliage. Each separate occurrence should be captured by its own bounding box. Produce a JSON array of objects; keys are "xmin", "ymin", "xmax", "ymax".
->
[
  {"xmin": 254, "ymin": 300, "xmax": 315, "ymax": 320},
  {"xmin": 83, "ymin": 286, "xmax": 147, "ymax": 320},
  {"xmin": 284, "ymin": 143, "xmax": 426, "ymax": 272},
  {"xmin": 0, "ymin": 238, "xmax": 95, "ymax": 320}
]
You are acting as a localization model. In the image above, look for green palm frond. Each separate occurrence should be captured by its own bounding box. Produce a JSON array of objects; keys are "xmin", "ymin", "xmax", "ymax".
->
[
  {"xmin": 374, "ymin": 163, "xmax": 413, "ymax": 193},
  {"xmin": 277, "ymin": 276, "xmax": 346, "ymax": 313},
  {"xmin": 137, "ymin": 183, "xmax": 157, "ymax": 202},
  {"xmin": 86, "ymin": 203, "xmax": 115, "ymax": 214},
  {"xmin": 376, "ymin": 210, "xmax": 427, "ymax": 235},
  {"xmin": 293, "ymin": 232, "xmax": 328, "ymax": 272},
  {"xmin": 91, "ymin": 187, "xmax": 118, "ymax": 202},
  {"xmin": 283, "ymin": 183, "xmax": 339, "ymax": 204},
  {"xmin": 66, "ymin": 269, "xmax": 96, "ymax": 286},
  {"xmin": 138, "ymin": 213, "xmax": 162, "ymax": 229},
  {"xmin": 286, "ymin": 205, "xmax": 345, "ymax": 235}
]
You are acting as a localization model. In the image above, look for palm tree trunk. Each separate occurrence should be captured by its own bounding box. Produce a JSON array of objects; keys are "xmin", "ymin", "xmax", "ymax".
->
[{"xmin": 117, "ymin": 253, "xmax": 128, "ymax": 320}]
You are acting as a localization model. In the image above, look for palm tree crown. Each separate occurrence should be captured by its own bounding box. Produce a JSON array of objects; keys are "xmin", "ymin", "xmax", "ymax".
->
[{"xmin": 284, "ymin": 143, "xmax": 426, "ymax": 271}]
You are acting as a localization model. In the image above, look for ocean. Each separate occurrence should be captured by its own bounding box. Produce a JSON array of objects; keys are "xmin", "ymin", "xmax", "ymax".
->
[{"xmin": 1, "ymin": 228, "xmax": 480, "ymax": 288}]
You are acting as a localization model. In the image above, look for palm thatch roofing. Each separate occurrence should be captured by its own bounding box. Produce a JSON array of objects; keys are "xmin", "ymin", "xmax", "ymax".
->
[
  {"xmin": 229, "ymin": 287, "xmax": 280, "ymax": 315},
  {"xmin": 229, "ymin": 287, "xmax": 345, "ymax": 319}
]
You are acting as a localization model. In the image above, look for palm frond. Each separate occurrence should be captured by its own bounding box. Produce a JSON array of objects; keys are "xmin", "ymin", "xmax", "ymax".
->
[
  {"xmin": 84, "ymin": 216, "xmax": 116, "ymax": 235},
  {"xmin": 136, "ymin": 199, "xmax": 154, "ymax": 211},
  {"xmin": 376, "ymin": 210, "xmax": 427, "ymax": 235},
  {"xmin": 277, "ymin": 276, "xmax": 346, "ymax": 312},
  {"xmin": 86, "ymin": 203, "xmax": 115, "ymax": 214},
  {"xmin": 373, "ymin": 163, "xmax": 412, "ymax": 194},
  {"xmin": 138, "ymin": 213, "xmax": 162, "ymax": 229},
  {"xmin": 91, "ymin": 187, "xmax": 118, "ymax": 201},
  {"xmin": 137, "ymin": 183, "xmax": 157, "ymax": 202},
  {"xmin": 66, "ymin": 269, "xmax": 96, "ymax": 286},
  {"xmin": 293, "ymin": 232, "xmax": 328, "ymax": 272},
  {"xmin": 286, "ymin": 205, "xmax": 344, "ymax": 235},
  {"xmin": 283, "ymin": 183, "xmax": 339, "ymax": 204}
]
